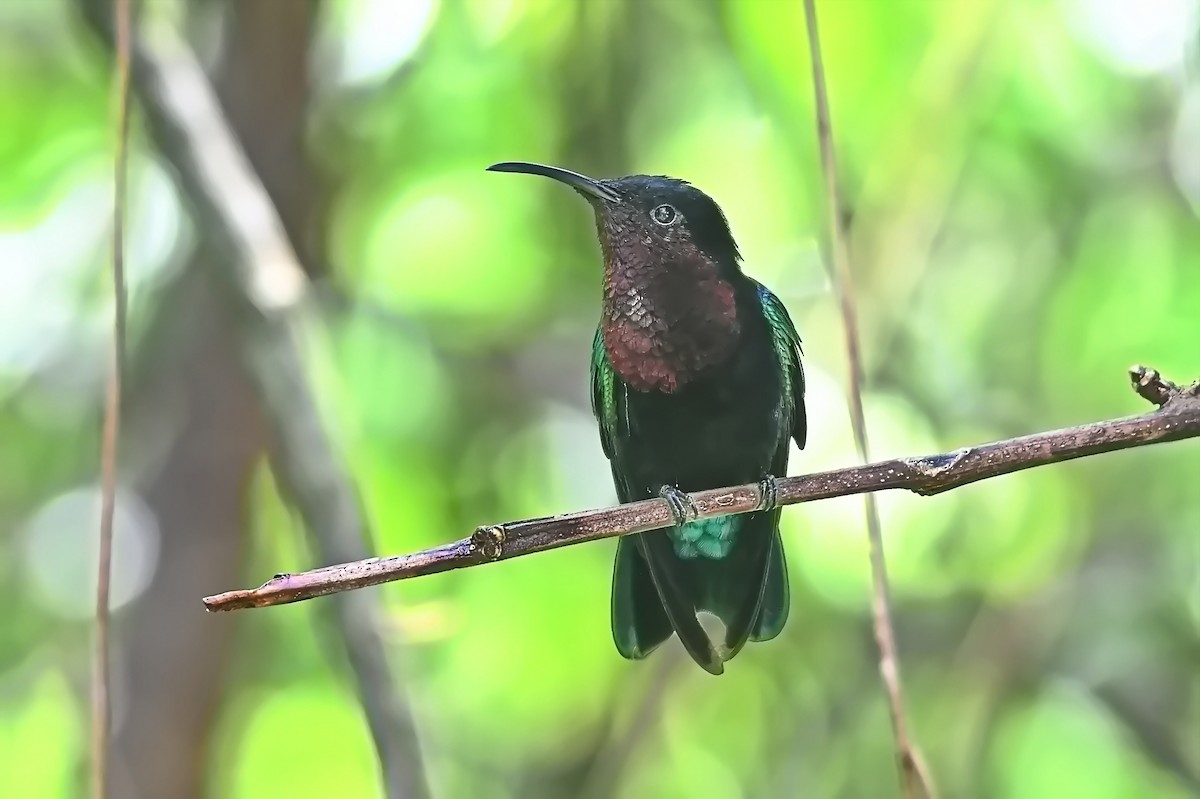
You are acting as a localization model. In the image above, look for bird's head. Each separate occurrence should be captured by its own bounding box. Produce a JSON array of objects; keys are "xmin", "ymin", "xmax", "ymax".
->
[{"xmin": 486, "ymin": 161, "xmax": 742, "ymax": 277}]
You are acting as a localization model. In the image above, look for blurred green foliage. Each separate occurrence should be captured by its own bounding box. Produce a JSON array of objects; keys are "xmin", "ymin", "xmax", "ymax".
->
[{"xmin": 1, "ymin": 0, "xmax": 1197, "ymax": 797}]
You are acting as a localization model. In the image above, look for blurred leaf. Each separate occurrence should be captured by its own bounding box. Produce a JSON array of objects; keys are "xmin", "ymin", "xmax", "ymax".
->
[
  {"xmin": 992, "ymin": 684, "xmax": 1193, "ymax": 799},
  {"xmin": 232, "ymin": 684, "xmax": 382, "ymax": 799},
  {"xmin": 0, "ymin": 671, "xmax": 81, "ymax": 799}
]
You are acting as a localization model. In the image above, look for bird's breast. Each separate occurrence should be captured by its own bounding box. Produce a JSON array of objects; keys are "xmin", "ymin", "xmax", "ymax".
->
[{"xmin": 601, "ymin": 269, "xmax": 739, "ymax": 393}]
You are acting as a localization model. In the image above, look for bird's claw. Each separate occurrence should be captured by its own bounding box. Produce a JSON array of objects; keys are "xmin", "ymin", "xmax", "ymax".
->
[
  {"xmin": 758, "ymin": 475, "xmax": 779, "ymax": 512},
  {"xmin": 658, "ymin": 485, "xmax": 699, "ymax": 526}
]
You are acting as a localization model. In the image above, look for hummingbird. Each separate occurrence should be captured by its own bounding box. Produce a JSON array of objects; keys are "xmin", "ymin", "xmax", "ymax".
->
[{"xmin": 488, "ymin": 162, "xmax": 806, "ymax": 674}]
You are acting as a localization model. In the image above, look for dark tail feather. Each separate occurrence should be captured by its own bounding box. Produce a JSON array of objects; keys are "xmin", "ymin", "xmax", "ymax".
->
[
  {"xmin": 611, "ymin": 537, "xmax": 673, "ymax": 659},
  {"xmin": 706, "ymin": 510, "xmax": 787, "ymax": 660},
  {"xmin": 612, "ymin": 530, "xmax": 724, "ymax": 674},
  {"xmin": 750, "ymin": 526, "xmax": 790, "ymax": 642},
  {"xmin": 610, "ymin": 512, "xmax": 789, "ymax": 674}
]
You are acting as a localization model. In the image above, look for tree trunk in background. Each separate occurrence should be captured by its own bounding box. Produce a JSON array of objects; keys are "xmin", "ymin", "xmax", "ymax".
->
[
  {"xmin": 215, "ymin": 0, "xmax": 322, "ymax": 276},
  {"xmin": 111, "ymin": 2, "xmax": 315, "ymax": 796},
  {"xmin": 112, "ymin": 272, "xmax": 262, "ymax": 799}
]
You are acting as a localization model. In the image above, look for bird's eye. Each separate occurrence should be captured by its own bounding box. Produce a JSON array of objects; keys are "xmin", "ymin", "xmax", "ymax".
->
[{"xmin": 650, "ymin": 204, "xmax": 678, "ymax": 226}]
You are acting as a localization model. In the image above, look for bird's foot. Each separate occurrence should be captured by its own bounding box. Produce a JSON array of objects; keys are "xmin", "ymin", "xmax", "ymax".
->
[
  {"xmin": 758, "ymin": 475, "xmax": 779, "ymax": 512},
  {"xmin": 658, "ymin": 485, "xmax": 699, "ymax": 526}
]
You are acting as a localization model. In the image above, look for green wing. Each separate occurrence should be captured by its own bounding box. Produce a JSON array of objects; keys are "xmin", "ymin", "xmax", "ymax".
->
[
  {"xmin": 589, "ymin": 327, "xmax": 625, "ymax": 462},
  {"xmin": 756, "ymin": 283, "xmax": 807, "ymax": 450}
]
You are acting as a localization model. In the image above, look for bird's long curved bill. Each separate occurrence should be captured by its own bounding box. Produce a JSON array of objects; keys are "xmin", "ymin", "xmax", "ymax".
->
[{"xmin": 486, "ymin": 161, "xmax": 620, "ymax": 203}]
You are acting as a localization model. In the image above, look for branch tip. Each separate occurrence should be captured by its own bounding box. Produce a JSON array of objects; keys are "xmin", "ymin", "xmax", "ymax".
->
[{"xmin": 1129, "ymin": 365, "xmax": 1179, "ymax": 407}]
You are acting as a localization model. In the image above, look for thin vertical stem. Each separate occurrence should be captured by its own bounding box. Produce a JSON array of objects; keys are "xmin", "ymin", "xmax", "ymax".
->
[
  {"xmin": 94, "ymin": 0, "xmax": 131, "ymax": 796},
  {"xmin": 800, "ymin": 1, "xmax": 935, "ymax": 796}
]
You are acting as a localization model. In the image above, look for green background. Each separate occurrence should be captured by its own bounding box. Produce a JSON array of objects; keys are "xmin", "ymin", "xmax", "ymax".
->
[{"xmin": 0, "ymin": 0, "xmax": 1197, "ymax": 797}]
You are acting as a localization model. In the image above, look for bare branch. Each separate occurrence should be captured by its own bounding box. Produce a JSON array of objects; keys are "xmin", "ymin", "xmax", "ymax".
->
[
  {"xmin": 77, "ymin": 8, "xmax": 428, "ymax": 798},
  {"xmin": 93, "ymin": 0, "xmax": 130, "ymax": 796},
  {"xmin": 205, "ymin": 368, "xmax": 1200, "ymax": 611},
  {"xmin": 800, "ymin": 1, "xmax": 935, "ymax": 795}
]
